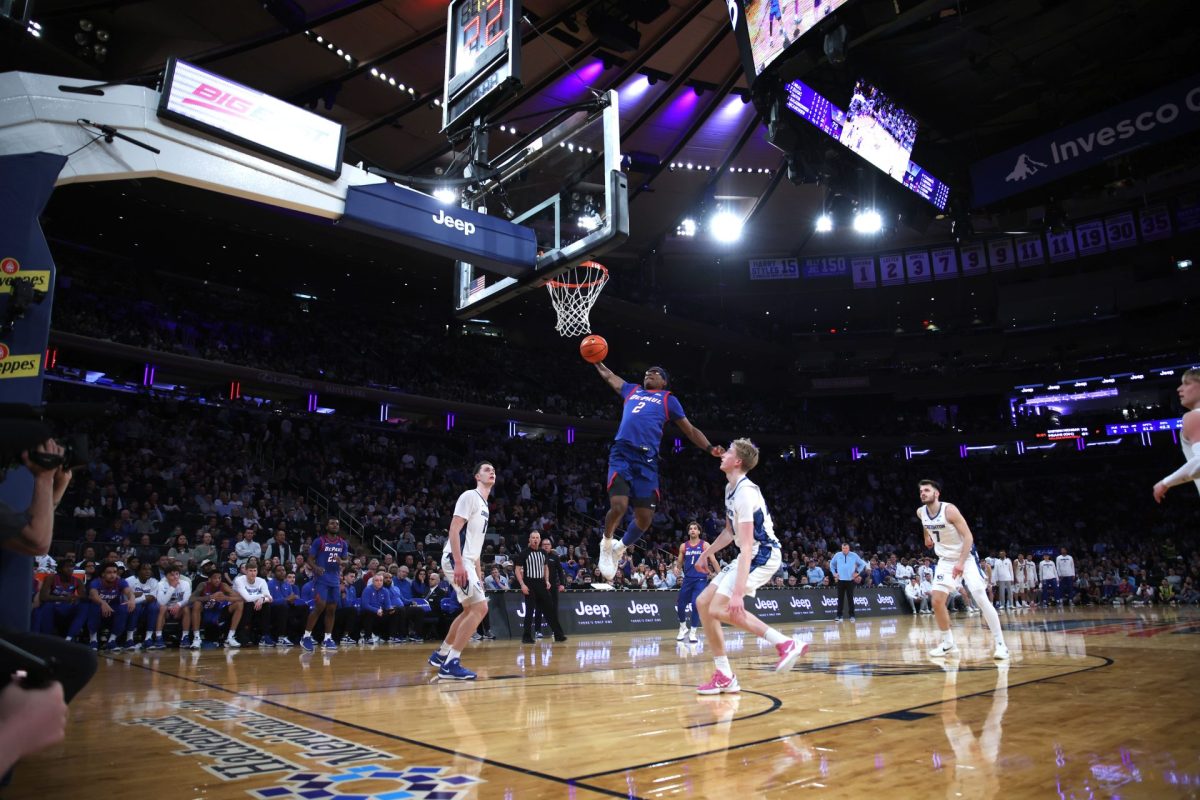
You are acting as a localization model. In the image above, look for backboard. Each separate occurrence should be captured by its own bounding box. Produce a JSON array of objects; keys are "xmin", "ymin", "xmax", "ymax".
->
[{"xmin": 452, "ymin": 89, "xmax": 628, "ymax": 319}]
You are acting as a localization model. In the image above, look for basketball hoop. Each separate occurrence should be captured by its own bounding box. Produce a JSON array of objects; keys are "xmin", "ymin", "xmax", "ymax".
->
[{"xmin": 545, "ymin": 261, "xmax": 609, "ymax": 337}]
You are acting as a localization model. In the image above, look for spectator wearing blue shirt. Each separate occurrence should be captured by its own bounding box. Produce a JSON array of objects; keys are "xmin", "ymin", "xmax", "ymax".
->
[
  {"xmin": 388, "ymin": 568, "xmax": 425, "ymax": 642},
  {"xmin": 806, "ymin": 560, "xmax": 825, "ymax": 587},
  {"xmin": 266, "ymin": 564, "xmax": 298, "ymax": 645},
  {"xmin": 829, "ymin": 543, "xmax": 868, "ymax": 622},
  {"xmin": 358, "ymin": 573, "xmax": 394, "ymax": 644}
]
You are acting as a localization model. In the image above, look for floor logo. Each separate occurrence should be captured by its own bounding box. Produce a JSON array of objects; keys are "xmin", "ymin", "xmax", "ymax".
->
[{"xmin": 250, "ymin": 764, "xmax": 483, "ymax": 800}]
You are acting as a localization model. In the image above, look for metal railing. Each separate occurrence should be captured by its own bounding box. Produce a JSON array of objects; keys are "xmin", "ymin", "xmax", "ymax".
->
[{"xmin": 301, "ymin": 484, "xmax": 368, "ymax": 552}]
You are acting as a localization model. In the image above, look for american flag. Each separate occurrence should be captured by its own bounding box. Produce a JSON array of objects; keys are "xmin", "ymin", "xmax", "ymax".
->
[{"xmin": 468, "ymin": 275, "xmax": 486, "ymax": 296}]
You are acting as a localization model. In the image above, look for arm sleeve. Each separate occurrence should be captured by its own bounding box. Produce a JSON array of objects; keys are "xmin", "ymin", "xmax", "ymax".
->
[{"xmin": 1161, "ymin": 455, "xmax": 1200, "ymax": 487}]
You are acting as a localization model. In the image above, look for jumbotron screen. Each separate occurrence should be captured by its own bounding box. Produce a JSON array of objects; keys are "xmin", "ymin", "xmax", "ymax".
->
[
  {"xmin": 784, "ymin": 78, "xmax": 950, "ymax": 210},
  {"xmin": 745, "ymin": 0, "xmax": 855, "ymax": 76},
  {"xmin": 839, "ymin": 80, "xmax": 918, "ymax": 180}
]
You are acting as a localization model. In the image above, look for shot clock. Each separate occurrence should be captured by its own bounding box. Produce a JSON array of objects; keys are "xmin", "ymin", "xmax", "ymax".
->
[{"xmin": 443, "ymin": 0, "xmax": 523, "ymax": 134}]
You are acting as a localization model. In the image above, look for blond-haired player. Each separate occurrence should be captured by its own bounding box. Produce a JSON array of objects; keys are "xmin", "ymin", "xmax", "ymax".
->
[
  {"xmin": 1153, "ymin": 368, "xmax": 1200, "ymax": 504},
  {"xmin": 694, "ymin": 438, "xmax": 806, "ymax": 695},
  {"xmin": 917, "ymin": 479, "xmax": 1009, "ymax": 661}
]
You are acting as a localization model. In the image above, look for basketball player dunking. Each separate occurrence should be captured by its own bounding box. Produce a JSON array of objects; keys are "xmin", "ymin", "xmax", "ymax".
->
[
  {"xmin": 1153, "ymin": 368, "xmax": 1200, "ymax": 504},
  {"xmin": 917, "ymin": 480, "xmax": 1009, "ymax": 661},
  {"xmin": 592, "ymin": 363, "xmax": 722, "ymax": 581},
  {"xmin": 675, "ymin": 521, "xmax": 707, "ymax": 644}
]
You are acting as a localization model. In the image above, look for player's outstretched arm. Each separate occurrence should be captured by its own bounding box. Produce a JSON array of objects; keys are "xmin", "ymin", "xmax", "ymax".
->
[
  {"xmin": 1154, "ymin": 414, "xmax": 1200, "ymax": 501},
  {"xmin": 674, "ymin": 418, "xmax": 723, "ymax": 456},
  {"xmin": 594, "ymin": 362, "xmax": 625, "ymax": 395}
]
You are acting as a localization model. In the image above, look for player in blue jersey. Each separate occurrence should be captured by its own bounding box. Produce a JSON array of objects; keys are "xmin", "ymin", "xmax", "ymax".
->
[
  {"xmin": 34, "ymin": 561, "xmax": 86, "ymax": 640},
  {"xmin": 675, "ymin": 521, "xmax": 707, "ymax": 644},
  {"xmin": 85, "ymin": 562, "xmax": 135, "ymax": 651},
  {"xmin": 593, "ymin": 363, "xmax": 723, "ymax": 581},
  {"xmin": 302, "ymin": 518, "xmax": 350, "ymax": 652}
]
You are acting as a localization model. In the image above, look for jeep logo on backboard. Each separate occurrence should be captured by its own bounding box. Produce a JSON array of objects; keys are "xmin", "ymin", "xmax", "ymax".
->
[{"xmin": 432, "ymin": 209, "xmax": 476, "ymax": 236}]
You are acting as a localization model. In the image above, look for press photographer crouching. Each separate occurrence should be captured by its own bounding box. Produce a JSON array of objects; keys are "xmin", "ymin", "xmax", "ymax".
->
[{"xmin": 1, "ymin": 430, "xmax": 97, "ymax": 780}]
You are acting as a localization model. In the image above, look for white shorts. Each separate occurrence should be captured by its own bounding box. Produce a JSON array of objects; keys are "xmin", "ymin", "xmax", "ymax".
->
[
  {"xmin": 932, "ymin": 554, "xmax": 989, "ymax": 597},
  {"xmin": 714, "ymin": 546, "xmax": 781, "ymax": 599},
  {"xmin": 440, "ymin": 553, "xmax": 486, "ymax": 606}
]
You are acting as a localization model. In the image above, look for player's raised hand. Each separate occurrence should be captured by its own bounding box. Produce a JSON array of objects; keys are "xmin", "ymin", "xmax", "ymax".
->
[
  {"xmin": 1153, "ymin": 482, "xmax": 1169, "ymax": 503},
  {"xmin": 710, "ymin": 445, "xmax": 726, "ymax": 457}
]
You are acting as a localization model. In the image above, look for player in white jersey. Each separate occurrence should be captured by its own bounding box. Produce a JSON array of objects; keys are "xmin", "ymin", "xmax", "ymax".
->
[
  {"xmin": 149, "ymin": 564, "xmax": 193, "ymax": 649},
  {"xmin": 1154, "ymin": 368, "xmax": 1200, "ymax": 503},
  {"xmin": 1022, "ymin": 555, "xmax": 1038, "ymax": 608},
  {"xmin": 232, "ymin": 560, "xmax": 273, "ymax": 645},
  {"xmin": 694, "ymin": 439, "xmax": 807, "ymax": 695},
  {"xmin": 124, "ymin": 562, "xmax": 159, "ymax": 650},
  {"xmin": 429, "ymin": 461, "xmax": 495, "ymax": 681},
  {"xmin": 916, "ymin": 480, "xmax": 1009, "ymax": 661},
  {"xmin": 1055, "ymin": 548, "xmax": 1076, "ymax": 606}
]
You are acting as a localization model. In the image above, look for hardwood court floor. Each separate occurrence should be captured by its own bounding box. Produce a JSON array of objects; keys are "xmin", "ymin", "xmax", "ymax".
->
[{"xmin": 9, "ymin": 605, "xmax": 1200, "ymax": 799}]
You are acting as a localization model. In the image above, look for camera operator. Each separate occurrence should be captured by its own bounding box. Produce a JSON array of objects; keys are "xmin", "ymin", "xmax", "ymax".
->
[{"xmin": 1, "ymin": 439, "xmax": 73, "ymax": 559}]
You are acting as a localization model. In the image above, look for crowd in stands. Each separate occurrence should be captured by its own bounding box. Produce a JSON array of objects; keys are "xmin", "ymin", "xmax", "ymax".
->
[
  {"xmin": 29, "ymin": 383, "xmax": 1200, "ymax": 648},
  {"xmin": 49, "ymin": 263, "xmax": 1070, "ymax": 437}
]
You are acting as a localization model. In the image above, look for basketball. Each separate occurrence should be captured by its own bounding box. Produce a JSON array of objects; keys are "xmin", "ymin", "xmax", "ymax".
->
[{"xmin": 580, "ymin": 334, "xmax": 608, "ymax": 363}]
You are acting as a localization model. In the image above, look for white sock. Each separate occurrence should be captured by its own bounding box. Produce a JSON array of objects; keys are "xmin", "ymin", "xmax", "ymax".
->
[
  {"xmin": 89, "ymin": 634, "xmax": 97, "ymax": 642},
  {"xmin": 438, "ymin": 641, "xmax": 452, "ymax": 656},
  {"xmin": 942, "ymin": 630, "xmax": 955, "ymax": 646},
  {"xmin": 303, "ymin": 629, "xmax": 313, "ymax": 638},
  {"xmin": 977, "ymin": 598, "xmax": 1005, "ymax": 643},
  {"xmin": 448, "ymin": 648, "xmax": 462, "ymax": 661},
  {"xmin": 763, "ymin": 628, "xmax": 788, "ymax": 645},
  {"xmin": 324, "ymin": 633, "xmax": 333, "ymax": 640},
  {"xmin": 714, "ymin": 655, "xmax": 732, "ymax": 674}
]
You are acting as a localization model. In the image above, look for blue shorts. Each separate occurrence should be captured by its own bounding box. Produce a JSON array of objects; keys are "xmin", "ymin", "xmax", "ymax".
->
[
  {"xmin": 607, "ymin": 441, "xmax": 660, "ymax": 507},
  {"xmin": 312, "ymin": 582, "xmax": 340, "ymax": 604}
]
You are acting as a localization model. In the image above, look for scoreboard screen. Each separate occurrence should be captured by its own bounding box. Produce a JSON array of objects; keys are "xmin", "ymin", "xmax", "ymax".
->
[
  {"xmin": 782, "ymin": 77, "xmax": 950, "ymax": 211},
  {"xmin": 1105, "ymin": 418, "xmax": 1183, "ymax": 435}
]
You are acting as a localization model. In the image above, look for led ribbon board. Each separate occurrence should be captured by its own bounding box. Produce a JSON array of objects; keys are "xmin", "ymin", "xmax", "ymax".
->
[{"xmin": 158, "ymin": 58, "xmax": 345, "ymax": 179}]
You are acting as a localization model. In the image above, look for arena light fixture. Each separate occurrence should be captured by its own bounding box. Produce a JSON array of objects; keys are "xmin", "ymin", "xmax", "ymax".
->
[
  {"xmin": 677, "ymin": 217, "xmax": 697, "ymax": 237},
  {"xmin": 853, "ymin": 209, "xmax": 883, "ymax": 234},
  {"xmin": 815, "ymin": 214, "xmax": 833, "ymax": 233},
  {"xmin": 433, "ymin": 187, "xmax": 458, "ymax": 203},
  {"xmin": 710, "ymin": 210, "xmax": 744, "ymax": 243}
]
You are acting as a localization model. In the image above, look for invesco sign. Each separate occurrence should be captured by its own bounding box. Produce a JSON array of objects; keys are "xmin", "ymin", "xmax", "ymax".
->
[{"xmin": 972, "ymin": 73, "xmax": 1200, "ymax": 205}]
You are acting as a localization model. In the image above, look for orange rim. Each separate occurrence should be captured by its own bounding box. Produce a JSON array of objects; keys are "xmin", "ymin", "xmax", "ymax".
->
[{"xmin": 545, "ymin": 261, "xmax": 608, "ymax": 290}]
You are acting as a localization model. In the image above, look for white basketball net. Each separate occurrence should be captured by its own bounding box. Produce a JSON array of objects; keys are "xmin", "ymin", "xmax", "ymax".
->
[{"xmin": 545, "ymin": 261, "xmax": 609, "ymax": 337}]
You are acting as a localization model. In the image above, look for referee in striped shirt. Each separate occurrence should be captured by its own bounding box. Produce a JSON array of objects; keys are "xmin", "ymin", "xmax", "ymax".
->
[{"xmin": 516, "ymin": 531, "xmax": 565, "ymax": 643}]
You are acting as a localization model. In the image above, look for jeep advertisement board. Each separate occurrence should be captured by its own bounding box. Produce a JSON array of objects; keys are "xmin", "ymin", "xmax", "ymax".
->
[{"xmin": 493, "ymin": 588, "xmax": 906, "ymax": 637}]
